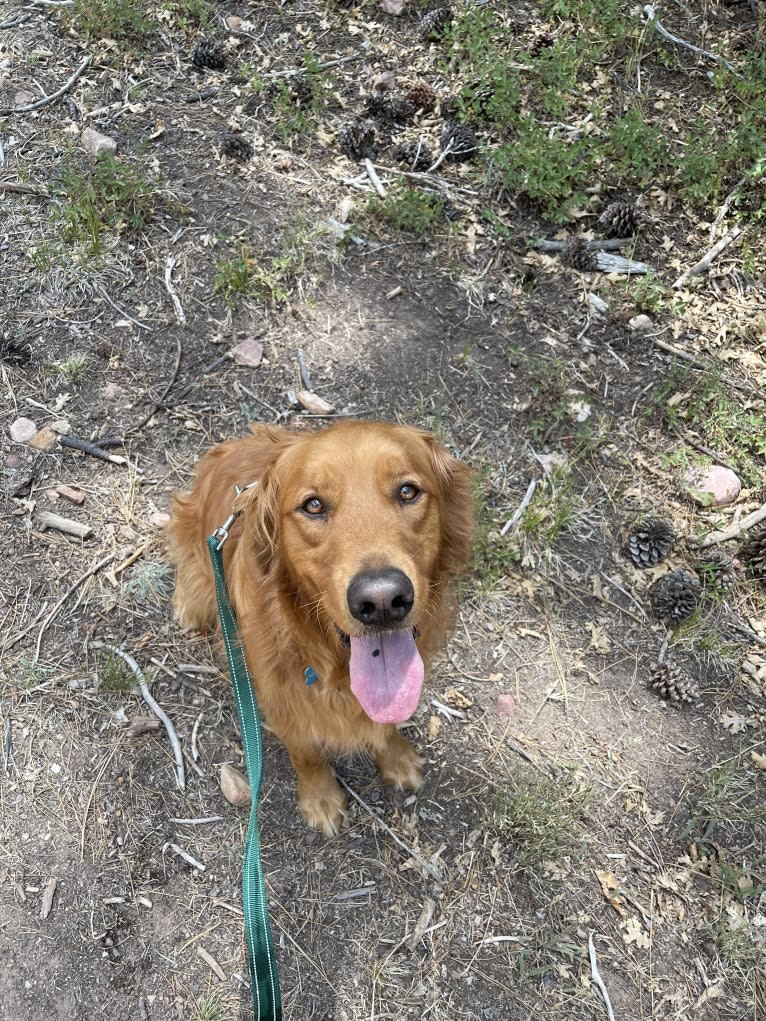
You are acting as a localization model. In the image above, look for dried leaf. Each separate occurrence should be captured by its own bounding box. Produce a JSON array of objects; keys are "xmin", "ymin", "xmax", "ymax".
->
[
  {"xmin": 721, "ymin": 713, "xmax": 748, "ymax": 734},
  {"xmin": 595, "ymin": 869, "xmax": 627, "ymax": 917},
  {"xmin": 380, "ymin": 0, "xmax": 406, "ymax": 14},
  {"xmin": 444, "ymin": 686, "xmax": 473, "ymax": 709},
  {"xmin": 751, "ymin": 750, "xmax": 766, "ymax": 770},
  {"xmin": 622, "ymin": 915, "xmax": 650, "ymax": 948},
  {"xmin": 585, "ymin": 621, "xmax": 611, "ymax": 652}
]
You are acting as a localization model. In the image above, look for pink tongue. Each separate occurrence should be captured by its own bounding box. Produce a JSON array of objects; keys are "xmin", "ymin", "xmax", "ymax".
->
[{"xmin": 349, "ymin": 631, "xmax": 424, "ymax": 724}]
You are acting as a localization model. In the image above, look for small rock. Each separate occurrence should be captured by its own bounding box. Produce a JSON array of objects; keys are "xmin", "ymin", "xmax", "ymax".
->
[
  {"xmin": 10, "ymin": 417, "xmax": 38, "ymax": 444},
  {"xmin": 102, "ymin": 382, "xmax": 126, "ymax": 401},
  {"xmin": 49, "ymin": 419, "xmax": 71, "ymax": 435},
  {"xmin": 684, "ymin": 464, "xmax": 741, "ymax": 507},
  {"xmin": 46, "ymin": 489, "xmax": 61, "ymax": 503},
  {"xmin": 81, "ymin": 126, "xmax": 118, "ymax": 157},
  {"xmin": 372, "ymin": 70, "xmax": 396, "ymax": 93},
  {"xmin": 225, "ymin": 15, "xmax": 242, "ymax": 31},
  {"xmin": 149, "ymin": 511, "xmax": 171, "ymax": 528},
  {"xmin": 629, "ymin": 314, "xmax": 653, "ymax": 332},
  {"xmin": 296, "ymin": 390, "xmax": 335, "ymax": 415},
  {"xmin": 231, "ymin": 337, "xmax": 263, "ymax": 368},
  {"xmin": 495, "ymin": 694, "xmax": 516, "ymax": 718},
  {"xmin": 56, "ymin": 484, "xmax": 85, "ymax": 505},
  {"xmin": 29, "ymin": 427, "xmax": 59, "ymax": 451}
]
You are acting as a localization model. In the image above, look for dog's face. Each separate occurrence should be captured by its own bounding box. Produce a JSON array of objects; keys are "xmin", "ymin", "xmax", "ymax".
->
[{"xmin": 244, "ymin": 421, "xmax": 473, "ymax": 723}]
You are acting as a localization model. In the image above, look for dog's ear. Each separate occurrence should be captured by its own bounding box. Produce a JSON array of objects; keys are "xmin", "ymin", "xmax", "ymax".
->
[
  {"xmin": 422, "ymin": 433, "xmax": 476, "ymax": 577},
  {"xmin": 237, "ymin": 429, "xmax": 302, "ymax": 574}
]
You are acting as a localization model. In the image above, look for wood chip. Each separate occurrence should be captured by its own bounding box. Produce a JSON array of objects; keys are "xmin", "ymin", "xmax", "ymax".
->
[
  {"xmin": 295, "ymin": 390, "xmax": 335, "ymax": 414},
  {"xmin": 40, "ymin": 877, "xmax": 57, "ymax": 919}
]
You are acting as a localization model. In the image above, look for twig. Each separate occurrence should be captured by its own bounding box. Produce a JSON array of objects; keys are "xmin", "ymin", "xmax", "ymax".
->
[
  {"xmin": 699, "ymin": 502, "xmax": 766, "ymax": 548},
  {"xmin": 197, "ymin": 945, "xmax": 226, "ymax": 981},
  {"xmin": 164, "ymin": 256, "xmax": 186, "ymax": 325},
  {"xmin": 363, "ymin": 158, "xmax": 387, "ymax": 198},
  {"xmin": 673, "ymin": 225, "xmax": 743, "ymax": 288},
  {"xmin": 0, "ymin": 55, "xmax": 91, "ymax": 116},
  {"xmin": 168, "ymin": 842, "xmax": 205, "ymax": 870},
  {"xmin": 599, "ymin": 573, "xmax": 649, "ymax": 621},
  {"xmin": 595, "ymin": 252, "xmax": 653, "ymax": 274},
  {"xmin": 296, "ymin": 348, "xmax": 312, "ymax": 390},
  {"xmin": 710, "ymin": 177, "xmax": 745, "ymax": 241},
  {"xmin": 0, "ymin": 181, "xmax": 49, "ymax": 196},
  {"xmin": 96, "ymin": 285, "xmax": 153, "ymax": 332},
  {"xmin": 336, "ymin": 773, "xmax": 444, "ymax": 884},
  {"xmin": 500, "ymin": 478, "xmax": 538, "ymax": 536},
  {"xmin": 536, "ymin": 238, "xmax": 632, "ymax": 253},
  {"xmin": 124, "ymin": 332, "xmax": 183, "ymax": 435},
  {"xmin": 169, "ymin": 816, "xmax": 224, "ymax": 825},
  {"xmin": 59, "ymin": 434, "xmax": 136, "ymax": 467},
  {"xmin": 588, "ymin": 932, "xmax": 617, "ymax": 1021},
  {"xmin": 92, "ymin": 643, "xmax": 185, "ymax": 789},
  {"xmin": 33, "ymin": 554, "xmax": 114, "ymax": 662},
  {"xmin": 643, "ymin": 6, "xmax": 740, "ymax": 76},
  {"xmin": 425, "ymin": 140, "xmax": 455, "ymax": 175}
]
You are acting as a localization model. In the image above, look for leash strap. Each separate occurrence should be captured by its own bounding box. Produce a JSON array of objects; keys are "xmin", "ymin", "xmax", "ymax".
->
[{"xmin": 207, "ymin": 534, "xmax": 282, "ymax": 1021}]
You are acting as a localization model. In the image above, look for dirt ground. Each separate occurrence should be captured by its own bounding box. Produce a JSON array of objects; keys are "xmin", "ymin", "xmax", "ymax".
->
[{"xmin": 1, "ymin": 2, "xmax": 765, "ymax": 1020}]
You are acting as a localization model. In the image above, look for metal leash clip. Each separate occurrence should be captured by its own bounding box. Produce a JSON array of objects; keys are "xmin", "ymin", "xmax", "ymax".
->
[{"xmin": 212, "ymin": 481, "xmax": 259, "ymax": 550}]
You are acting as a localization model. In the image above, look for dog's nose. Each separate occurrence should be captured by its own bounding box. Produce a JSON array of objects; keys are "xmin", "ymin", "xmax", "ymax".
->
[{"xmin": 347, "ymin": 569, "xmax": 415, "ymax": 627}]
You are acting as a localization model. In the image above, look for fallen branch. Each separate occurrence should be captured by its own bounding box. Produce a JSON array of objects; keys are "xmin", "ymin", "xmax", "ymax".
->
[
  {"xmin": 164, "ymin": 256, "xmax": 186, "ymax": 325},
  {"xmin": 588, "ymin": 932, "xmax": 617, "ymax": 1021},
  {"xmin": 0, "ymin": 181, "xmax": 49, "ymax": 196},
  {"xmin": 536, "ymin": 238, "xmax": 633, "ymax": 253},
  {"xmin": 643, "ymin": 6, "xmax": 740, "ymax": 76},
  {"xmin": 96, "ymin": 285, "xmax": 153, "ymax": 332},
  {"xmin": 36, "ymin": 511, "xmax": 91, "ymax": 539},
  {"xmin": 710, "ymin": 177, "xmax": 745, "ymax": 241},
  {"xmin": 59, "ymin": 434, "xmax": 137, "ymax": 468},
  {"xmin": 336, "ymin": 773, "xmax": 444, "ymax": 884},
  {"xmin": 500, "ymin": 478, "xmax": 538, "ymax": 536},
  {"xmin": 92, "ymin": 643, "xmax": 185, "ymax": 789},
  {"xmin": 363, "ymin": 158, "xmax": 387, "ymax": 198},
  {"xmin": 699, "ymin": 501, "xmax": 766, "ymax": 548},
  {"xmin": 124, "ymin": 332, "xmax": 183, "ymax": 435},
  {"xmin": 595, "ymin": 252, "xmax": 653, "ymax": 274},
  {"xmin": 33, "ymin": 554, "xmax": 114, "ymax": 662},
  {"xmin": 673, "ymin": 225, "xmax": 743, "ymax": 288},
  {"xmin": 0, "ymin": 55, "xmax": 91, "ymax": 116}
]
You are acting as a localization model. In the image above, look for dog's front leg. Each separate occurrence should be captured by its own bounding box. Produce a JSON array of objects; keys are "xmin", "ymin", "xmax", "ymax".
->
[
  {"xmin": 284, "ymin": 741, "xmax": 347, "ymax": 837},
  {"xmin": 375, "ymin": 727, "xmax": 424, "ymax": 791}
]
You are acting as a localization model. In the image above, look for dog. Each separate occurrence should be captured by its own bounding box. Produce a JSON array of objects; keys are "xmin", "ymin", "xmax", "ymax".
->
[{"xmin": 167, "ymin": 419, "xmax": 474, "ymax": 835}]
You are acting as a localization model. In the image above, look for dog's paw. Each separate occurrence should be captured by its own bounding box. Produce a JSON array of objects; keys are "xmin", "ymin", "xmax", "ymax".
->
[
  {"xmin": 376, "ymin": 736, "xmax": 424, "ymax": 791},
  {"xmin": 298, "ymin": 778, "xmax": 348, "ymax": 837}
]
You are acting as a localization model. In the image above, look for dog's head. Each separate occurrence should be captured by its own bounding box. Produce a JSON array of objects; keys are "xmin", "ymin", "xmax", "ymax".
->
[{"xmin": 240, "ymin": 420, "xmax": 474, "ymax": 723}]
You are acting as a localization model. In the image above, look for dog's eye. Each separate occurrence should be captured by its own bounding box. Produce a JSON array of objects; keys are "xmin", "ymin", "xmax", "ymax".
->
[
  {"xmin": 302, "ymin": 496, "xmax": 325, "ymax": 516},
  {"xmin": 398, "ymin": 483, "xmax": 420, "ymax": 503}
]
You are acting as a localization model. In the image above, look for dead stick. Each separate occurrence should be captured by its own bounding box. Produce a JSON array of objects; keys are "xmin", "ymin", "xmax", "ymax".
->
[
  {"xmin": 59, "ymin": 434, "xmax": 133, "ymax": 466},
  {"xmin": 36, "ymin": 511, "xmax": 91, "ymax": 539},
  {"xmin": 92, "ymin": 643, "xmax": 185, "ymax": 789},
  {"xmin": 699, "ymin": 501, "xmax": 766, "ymax": 548},
  {"xmin": 0, "ymin": 55, "xmax": 91, "ymax": 116},
  {"xmin": 164, "ymin": 256, "xmax": 186, "ymax": 326},
  {"xmin": 34, "ymin": 554, "xmax": 114, "ymax": 663},
  {"xmin": 336, "ymin": 773, "xmax": 444, "ymax": 884},
  {"xmin": 673, "ymin": 225, "xmax": 743, "ymax": 288},
  {"xmin": 500, "ymin": 478, "xmax": 538, "ymax": 536},
  {"xmin": 589, "ymin": 932, "xmax": 617, "ymax": 1021},
  {"xmin": 124, "ymin": 333, "xmax": 182, "ymax": 436},
  {"xmin": 0, "ymin": 181, "xmax": 49, "ymax": 196},
  {"xmin": 643, "ymin": 6, "xmax": 739, "ymax": 76}
]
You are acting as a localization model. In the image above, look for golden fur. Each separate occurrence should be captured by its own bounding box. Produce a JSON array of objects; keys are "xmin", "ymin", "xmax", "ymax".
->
[{"xmin": 167, "ymin": 420, "xmax": 474, "ymax": 835}]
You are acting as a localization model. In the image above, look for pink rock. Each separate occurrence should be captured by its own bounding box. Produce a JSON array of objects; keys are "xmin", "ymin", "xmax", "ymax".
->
[
  {"xmin": 495, "ymin": 693, "xmax": 516, "ymax": 718},
  {"xmin": 10, "ymin": 417, "xmax": 37, "ymax": 444},
  {"xmin": 684, "ymin": 465, "xmax": 741, "ymax": 507}
]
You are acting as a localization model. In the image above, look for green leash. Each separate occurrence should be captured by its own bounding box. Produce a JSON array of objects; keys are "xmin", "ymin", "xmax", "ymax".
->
[{"xmin": 208, "ymin": 524, "xmax": 282, "ymax": 1021}]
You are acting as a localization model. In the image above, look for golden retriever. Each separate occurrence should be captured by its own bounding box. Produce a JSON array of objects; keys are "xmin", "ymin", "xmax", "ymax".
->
[{"xmin": 167, "ymin": 420, "xmax": 474, "ymax": 835}]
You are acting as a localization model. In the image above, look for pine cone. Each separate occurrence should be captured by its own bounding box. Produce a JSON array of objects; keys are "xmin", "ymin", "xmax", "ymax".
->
[
  {"xmin": 529, "ymin": 30, "xmax": 555, "ymax": 57},
  {"xmin": 405, "ymin": 82, "xmax": 437, "ymax": 113},
  {"xmin": 219, "ymin": 132, "xmax": 252, "ymax": 161},
  {"xmin": 628, "ymin": 518, "xmax": 676, "ymax": 567},
  {"xmin": 598, "ymin": 201, "xmax": 640, "ymax": 238},
  {"xmin": 649, "ymin": 662, "xmax": 700, "ymax": 704},
  {"xmin": 393, "ymin": 141, "xmax": 433, "ymax": 171},
  {"xmin": 697, "ymin": 550, "xmax": 740, "ymax": 590},
  {"xmin": 364, "ymin": 94, "xmax": 415, "ymax": 125},
  {"xmin": 440, "ymin": 120, "xmax": 477, "ymax": 162},
  {"xmin": 651, "ymin": 569, "xmax": 702, "ymax": 623},
  {"xmin": 738, "ymin": 525, "xmax": 766, "ymax": 580},
  {"xmin": 561, "ymin": 237, "xmax": 597, "ymax": 272},
  {"xmin": 440, "ymin": 96, "xmax": 459, "ymax": 119},
  {"xmin": 290, "ymin": 74, "xmax": 314, "ymax": 106},
  {"xmin": 338, "ymin": 119, "xmax": 376, "ymax": 161},
  {"xmin": 192, "ymin": 38, "xmax": 226, "ymax": 71},
  {"xmin": 419, "ymin": 7, "xmax": 452, "ymax": 40}
]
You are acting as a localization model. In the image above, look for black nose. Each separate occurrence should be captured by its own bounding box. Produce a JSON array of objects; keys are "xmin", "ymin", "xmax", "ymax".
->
[{"xmin": 347, "ymin": 569, "xmax": 415, "ymax": 627}]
